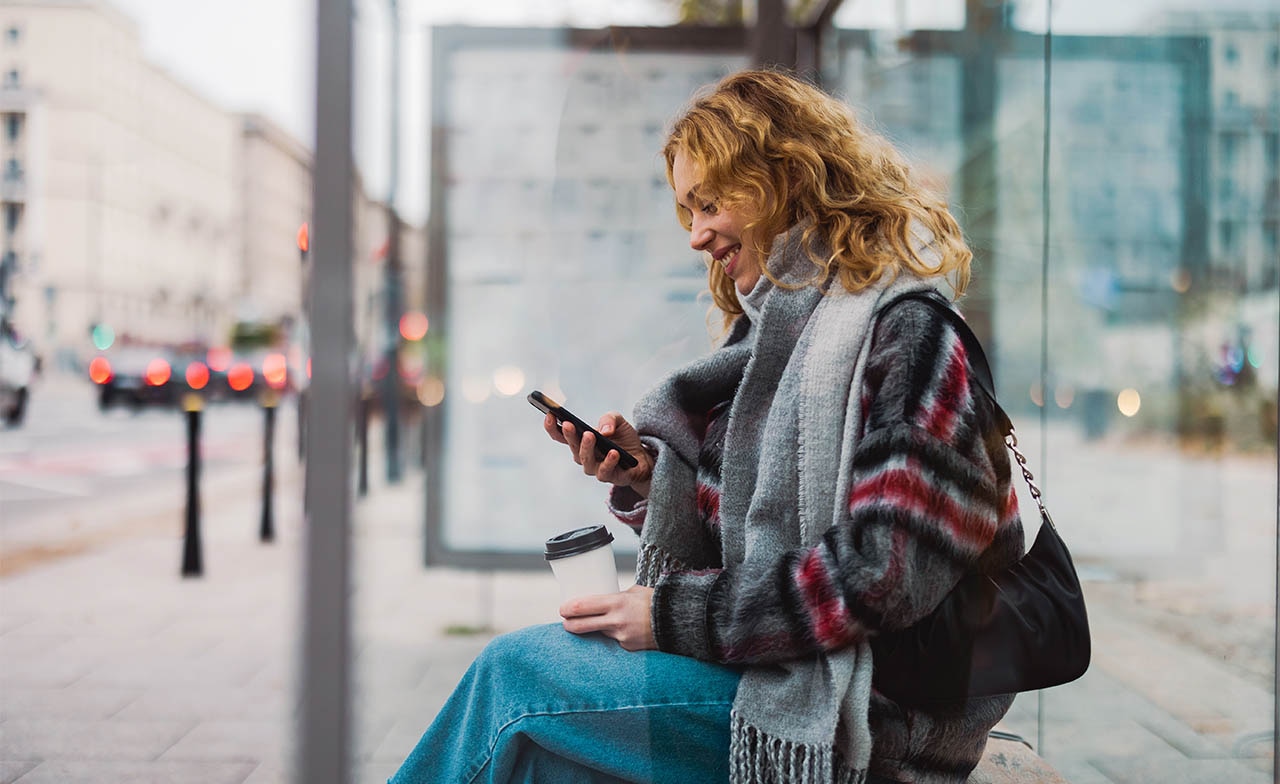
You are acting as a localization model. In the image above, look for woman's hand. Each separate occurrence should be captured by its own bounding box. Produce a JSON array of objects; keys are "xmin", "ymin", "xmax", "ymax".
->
[
  {"xmin": 559, "ymin": 584, "xmax": 657, "ymax": 652},
  {"xmin": 543, "ymin": 412, "xmax": 654, "ymax": 497}
]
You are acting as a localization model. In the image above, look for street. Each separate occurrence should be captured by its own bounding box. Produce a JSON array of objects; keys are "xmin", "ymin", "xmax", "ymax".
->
[{"xmin": 0, "ymin": 373, "xmax": 300, "ymax": 576}]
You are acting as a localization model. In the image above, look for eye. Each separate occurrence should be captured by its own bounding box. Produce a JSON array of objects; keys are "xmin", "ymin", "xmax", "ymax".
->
[
  {"xmin": 675, "ymin": 204, "xmax": 692, "ymax": 230},
  {"xmin": 701, "ymin": 202, "xmax": 719, "ymax": 216}
]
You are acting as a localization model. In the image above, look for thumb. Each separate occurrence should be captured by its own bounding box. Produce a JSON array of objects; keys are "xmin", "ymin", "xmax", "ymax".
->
[{"xmin": 598, "ymin": 412, "xmax": 620, "ymax": 435}]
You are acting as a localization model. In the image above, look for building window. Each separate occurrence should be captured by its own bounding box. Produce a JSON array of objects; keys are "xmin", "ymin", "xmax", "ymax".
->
[
  {"xmin": 1264, "ymin": 220, "xmax": 1278, "ymax": 255},
  {"xmin": 4, "ymin": 202, "xmax": 18, "ymax": 233},
  {"xmin": 4, "ymin": 113, "xmax": 18, "ymax": 142},
  {"xmin": 5, "ymin": 26, "xmax": 18, "ymax": 45},
  {"xmin": 1271, "ymin": 45, "xmax": 1280, "ymax": 69},
  {"xmin": 3, "ymin": 157, "xmax": 20, "ymax": 182},
  {"xmin": 1266, "ymin": 132, "xmax": 1279, "ymax": 172},
  {"xmin": 1218, "ymin": 177, "xmax": 1235, "ymax": 203},
  {"xmin": 1220, "ymin": 132, "xmax": 1240, "ymax": 166},
  {"xmin": 1218, "ymin": 220, "xmax": 1236, "ymax": 256},
  {"xmin": 1223, "ymin": 43, "xmax": 1239, "ymax": 66},
  {"xmin": 3, "ymin": 69, "xmax": 17, "ymax": 88}
]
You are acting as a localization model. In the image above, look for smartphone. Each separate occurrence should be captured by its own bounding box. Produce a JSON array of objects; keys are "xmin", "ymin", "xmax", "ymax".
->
[{"xmin": 528, "ymin": 390, "xmax": 639, "ymax": 470}]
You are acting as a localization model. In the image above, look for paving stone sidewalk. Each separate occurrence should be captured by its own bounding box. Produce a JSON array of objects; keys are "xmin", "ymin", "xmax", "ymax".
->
[{"xmin": 1, "ymin": 447, "xmax": 1274, "ymax": 783}]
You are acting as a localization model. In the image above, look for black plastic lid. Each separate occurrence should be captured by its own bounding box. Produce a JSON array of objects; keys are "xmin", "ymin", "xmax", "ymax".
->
[{"xmin": 544, "ymin": 525, "xmax": 614, "ymax": 561}]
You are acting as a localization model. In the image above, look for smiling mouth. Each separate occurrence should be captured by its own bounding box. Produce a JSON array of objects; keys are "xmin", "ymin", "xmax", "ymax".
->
[{"xmin": 715, "ymin": 245, "xmax": 742, "ymax": 276}]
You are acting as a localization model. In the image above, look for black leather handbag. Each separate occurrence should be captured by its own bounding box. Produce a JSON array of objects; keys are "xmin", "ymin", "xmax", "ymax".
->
[{"xmin": 868, "ymin": 292, "xmax": 1092, "ymax": 706}]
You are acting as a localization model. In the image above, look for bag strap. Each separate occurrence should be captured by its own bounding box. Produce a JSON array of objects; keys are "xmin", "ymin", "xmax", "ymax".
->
[{"xmin": 879, "ymin": 290, "xmax": 1052, "ymax": 525}]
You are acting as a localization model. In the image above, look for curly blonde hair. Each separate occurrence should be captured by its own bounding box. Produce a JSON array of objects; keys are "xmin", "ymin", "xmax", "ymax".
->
[{"xmin": 663, "ymin": 69, "xmax": 972, "ymax": 324}]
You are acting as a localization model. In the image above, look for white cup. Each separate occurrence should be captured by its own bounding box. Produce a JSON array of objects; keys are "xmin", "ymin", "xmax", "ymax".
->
[{"xmin": 544, "ymin": 525, "xmax": 620, "ymax": 604}]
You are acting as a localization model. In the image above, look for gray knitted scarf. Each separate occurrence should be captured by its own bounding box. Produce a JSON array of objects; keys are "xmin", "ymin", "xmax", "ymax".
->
[{"xmin": 632, "ymin": 225, "xmax": 939, "ymax": 784}]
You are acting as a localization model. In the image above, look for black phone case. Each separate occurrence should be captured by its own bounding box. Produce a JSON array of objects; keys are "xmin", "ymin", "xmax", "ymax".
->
[{"xmin": 528, "ymin": 390, "xmax": 639, "ymax": 469}]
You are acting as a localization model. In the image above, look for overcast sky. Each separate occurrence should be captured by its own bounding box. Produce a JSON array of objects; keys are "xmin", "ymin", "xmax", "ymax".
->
[{"xmin": 106, "ymin": 0, "xmax": 1274, "ymax": 224}]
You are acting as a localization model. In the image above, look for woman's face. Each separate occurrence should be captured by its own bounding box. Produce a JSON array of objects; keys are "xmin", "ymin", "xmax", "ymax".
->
[{"xmin": 671, "ymin": 149, "xmax": 764, "ymax": 296}]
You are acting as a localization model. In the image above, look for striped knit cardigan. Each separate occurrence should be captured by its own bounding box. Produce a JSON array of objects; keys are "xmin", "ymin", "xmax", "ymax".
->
[{"xmin": 608, "ymin": 230, "xmax": 1024, "ymax": 783}]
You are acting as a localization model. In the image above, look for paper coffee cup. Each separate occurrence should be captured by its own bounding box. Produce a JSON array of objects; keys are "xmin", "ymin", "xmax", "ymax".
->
[{"xmin": 544, "ymin": 525, "xmax": 620, "ymax": 603}]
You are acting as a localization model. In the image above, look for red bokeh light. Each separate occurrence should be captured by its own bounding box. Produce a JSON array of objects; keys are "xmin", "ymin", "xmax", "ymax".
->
[
  {"xmin": 399, "ymin": 311, "xmax": 429, "ymax": 341},
  {"xmin": 186, "ymin": 361, "xmax": 210, "ymax": 390},
  {"xmin": 88, "ymin": 356, "xmax": 112, "ymax": 384},
  {"xmin": 144, "ymin": 358, "xmax": 171, "ymax": 387},
  {"xmin": 262, "ymin": 352, "xmax": 288, "ymax": 390},
  {"xmin": 227, "ymin": 362, "xmax": 254, "ymax": 392},
  {"xmin": 207, "ymin": 346, "xmax": 232, "ymax": 372}
]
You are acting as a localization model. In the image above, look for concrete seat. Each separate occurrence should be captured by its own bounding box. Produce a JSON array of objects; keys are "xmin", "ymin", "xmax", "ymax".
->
[{"xmin": 970, "ymin": 726, "xmax": 1070, "ymax": 783}]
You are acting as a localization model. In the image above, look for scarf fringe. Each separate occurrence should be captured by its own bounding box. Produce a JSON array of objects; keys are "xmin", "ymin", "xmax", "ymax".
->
[
  {"xmin": 730, "ymin": 711, "xmax": 866, "ymax": 784},
  {"xmin": 634, "ymin": 542, "xmax": 690, "ymax": 586}
]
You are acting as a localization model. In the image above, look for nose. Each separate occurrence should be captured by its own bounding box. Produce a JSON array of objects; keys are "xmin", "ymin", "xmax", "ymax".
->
[{"xmin": 688, "ymin": 215, "xmax": 712, "ymax": 251}]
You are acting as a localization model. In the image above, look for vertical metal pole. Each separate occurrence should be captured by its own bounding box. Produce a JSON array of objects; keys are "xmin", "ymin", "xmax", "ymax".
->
[
  {"xmin": 297, "ymin": 0, "xmax": 354, "ymax": 781},
  {"xmin": 1036, "ymin": 0, "xmax": 1054, "ymax": 756},
  {"xmin": 357, "ymin": 393, "xmax": 369, "ymax": 497},
  {"xmin": 958, "ymin": 0, "xmax": 1005, "ymax": 365},
  {"xmin": 181, "ymin": 406, "xmax": 203, "ymax": 577},
  {"xmin": 298, "ymin": 241, "xmax": 309, "ymax": 463},
  {"xmin": 381, "ymin": 0, "xmax": 404, "ymax": 484},
  {"xmin": 260, "ymin": 398, "xmax": 277, "ymax": 542},
  {"xmin": 752, "ymin": 0, "xmax": 795, "ymax": 69},
  {"xmin": 422, "ymin": 30, "xmax": 449, "ymax": 567}
]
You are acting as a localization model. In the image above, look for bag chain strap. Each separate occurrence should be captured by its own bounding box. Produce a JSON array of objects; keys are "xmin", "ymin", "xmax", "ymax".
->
[{"xmin": 1005, "ymin": 429, "xmax": 1053, "ymax": 528}]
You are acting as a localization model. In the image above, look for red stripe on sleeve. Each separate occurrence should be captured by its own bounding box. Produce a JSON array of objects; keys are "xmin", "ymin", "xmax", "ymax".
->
[
  {"xmin": 849, "ymin": 465, "xmax": 998, "ymax": 552},
  {"xmin": 795, "ymin": 549, "xmax": 858, "ymax": 650},
  {"xmin": 922, "ymin": 341, "xmax": 970, "ymax": 441}
]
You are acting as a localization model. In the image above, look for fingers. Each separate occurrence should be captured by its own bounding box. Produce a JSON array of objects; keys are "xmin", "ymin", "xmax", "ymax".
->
[
  {"xmin": 561, "ymin": 598, "xmax": 620, "ymax": 640},
  {"xmin": 554, "ymin": 420, "xmax": 590, "ymax": 467},
  {"xmin": 593, "ymin": 449, "xmax": 623, "ymax": 484},
  {"xmin": 546, "ymin": 411, "xmax": 644, "ymax": 488},
  {"xmin": 560, "ymin": 589, "xmax": 656, "ymax": 652},
  {"xmin": 543, "ymin": 413, "xmax": 567, "ymax": 444},
  {"xmin": 559, "ymin": 594, "xmax": 611, "ymax": 634}
]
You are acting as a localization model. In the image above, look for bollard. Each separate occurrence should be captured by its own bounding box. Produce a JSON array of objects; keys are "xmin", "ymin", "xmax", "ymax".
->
[
  {"xmin": 181, "ymin": 393, "xmax": 204, "ymax": 577},
  {"xmin": 357, "ymin": 392, "xmax": 369, "ymax": 497},
  {"xmin": 261, "ymin": 389, "xmax": 278, "ymax": 542}
]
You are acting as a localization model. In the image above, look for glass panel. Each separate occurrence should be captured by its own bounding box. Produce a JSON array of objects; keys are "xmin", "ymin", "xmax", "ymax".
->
[
  {"xmin": 425, "ymin": 28, "xmax": 748, "ymax": 563},
  {"xmin": 835, "ymin": 2, "xmax": 1279, "ymax": 780}
]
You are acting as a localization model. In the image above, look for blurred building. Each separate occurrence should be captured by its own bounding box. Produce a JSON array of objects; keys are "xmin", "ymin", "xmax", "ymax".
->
[
  {"xmin": 834, "ymin": 11, "xmax": 1279, "ymax": 427},
  {"xmin": 0, "ymin": 0, "xmax": 239, "ymax": 366},
  {"xmin": 238, "ymin": 112, "xmax": 312, "ymax": 332},
  {"xmin": 1161, "ymin": 9, "xmax": 1280, "ymax": 401},
  {"xmin": 1161, "ymin": 9, "xmax": 1280, "ymax": 295},
  {"xmin": 0, "ymin": 0, "xmax": 423, "ymax": 370}
]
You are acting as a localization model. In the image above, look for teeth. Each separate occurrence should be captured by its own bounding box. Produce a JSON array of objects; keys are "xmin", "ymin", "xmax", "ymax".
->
[{"xmin": 721, "ymin": 247, "xmax": 739, "ymax": 269}]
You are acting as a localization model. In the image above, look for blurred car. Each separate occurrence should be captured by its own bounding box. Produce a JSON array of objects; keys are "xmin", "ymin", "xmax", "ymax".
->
[
  {"xmin": 220, "ymin": 348, "xmax": 295, "ymax": 402},
  {"xmin": 0, "ymin": 318, "xmax": 39, "ymax": 426},
  {"xmin": 90, "ymin": 347, "xmax": 212, "ymax": 411}
]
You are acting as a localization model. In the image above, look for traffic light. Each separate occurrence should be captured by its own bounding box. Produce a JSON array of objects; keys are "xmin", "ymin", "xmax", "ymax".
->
[{"xmin": 90, "ymin": 322, "xmax": 115, "ymax": 351}]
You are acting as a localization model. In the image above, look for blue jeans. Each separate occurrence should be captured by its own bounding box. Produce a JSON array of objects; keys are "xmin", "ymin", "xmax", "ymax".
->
[{"xmin": 389, "ymin": 623, "xmax": 743, "ymax": 784}]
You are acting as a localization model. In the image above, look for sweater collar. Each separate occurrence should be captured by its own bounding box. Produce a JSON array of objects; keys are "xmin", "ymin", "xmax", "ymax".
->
[{"xmin": 735, "ymin": 221, "xmax": 820, "ymax": 324}]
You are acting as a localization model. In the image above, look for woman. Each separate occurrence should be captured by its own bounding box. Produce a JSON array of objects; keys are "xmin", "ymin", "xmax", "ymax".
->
[{"xmin": 391, "ymin": 69, "xmax": 1024, "ymax": 784}]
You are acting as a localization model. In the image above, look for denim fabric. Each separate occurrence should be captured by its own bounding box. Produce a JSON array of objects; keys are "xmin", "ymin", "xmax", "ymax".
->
[{"xmin": 390, "ymin": 623, "xmax": 742, "ymax": 784}]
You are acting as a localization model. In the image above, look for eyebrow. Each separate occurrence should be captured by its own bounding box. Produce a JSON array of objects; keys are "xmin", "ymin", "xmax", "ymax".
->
[{"xmin": 677, "ymin": 185, "xmax": 701, "ymax": 209}]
